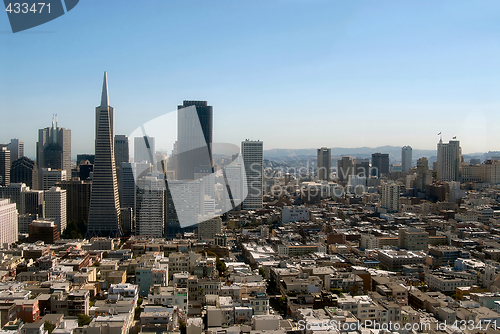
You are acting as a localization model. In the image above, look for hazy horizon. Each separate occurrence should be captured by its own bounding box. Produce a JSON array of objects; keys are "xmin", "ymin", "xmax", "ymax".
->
[{"xmin": 2, "ymin": 1, "xmax": 500, "ymax": 157}]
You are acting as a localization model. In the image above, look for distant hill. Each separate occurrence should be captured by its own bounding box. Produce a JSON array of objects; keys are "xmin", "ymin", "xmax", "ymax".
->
[
  {"xmin": 264, "ymin": 146, "xmax": 490, "ymax": 163},
  {"xmin": 264, "ymin": 146, "xmax": 437, "ymax": 161}
]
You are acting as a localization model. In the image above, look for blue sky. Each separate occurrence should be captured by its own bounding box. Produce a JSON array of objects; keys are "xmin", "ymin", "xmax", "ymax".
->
[{"xmin": 1, "ymin": 0, "xmax": 500, "ymax": 158}]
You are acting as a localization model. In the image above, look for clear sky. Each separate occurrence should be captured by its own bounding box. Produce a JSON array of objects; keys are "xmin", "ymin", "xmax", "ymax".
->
[{"xmin": 1, "ymin": 0, "xmax": 500, "ymax": 158}]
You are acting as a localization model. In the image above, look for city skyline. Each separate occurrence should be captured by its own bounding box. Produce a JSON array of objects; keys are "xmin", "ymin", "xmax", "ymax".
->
[{"xmin": 2, "ymin": 1, "xmax": 500, "ymax": 155}]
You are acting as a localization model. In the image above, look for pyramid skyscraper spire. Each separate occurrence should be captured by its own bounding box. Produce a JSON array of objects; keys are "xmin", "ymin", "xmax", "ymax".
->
[{"xmin": 100, "ymin": 71, "xmax": 109, "ymax": 108}]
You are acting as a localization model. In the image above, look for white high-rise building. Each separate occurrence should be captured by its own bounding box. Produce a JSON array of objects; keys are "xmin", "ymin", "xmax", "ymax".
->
[
  {"xmin": 402, "ymin": 146, "xmax": 412, "ymax": 173},
  {"xmin": 381, "ymin": 183, "xmax": 400, "ymax": 213},
  {"xmin": 88, "ymin": 72, "xmax": 122, "ymax": 236},
  {"xmin": 40, "ymin": 168, "xmax": 67, "ymax": 191},
  {"xmin": 437, "ymin": 139, "xmax": 461, "ymax": 182},
  {"xmin": 44, "ymin": 186, "xmax": 67, "ymax": 234},
  {"xmin": 241, "ymin": 140, "xmax": 263, "ymax": 210},
  {"xmin": 136, "ymin": 175, "xmax": 164, "ymax": 238},
  {"xmin": 0, "ymin": 199, "xmax": 18, "ymax": 248},
  {"xmin": 0, "ymin": 183, "xmax": 43, "ymax": 216}
]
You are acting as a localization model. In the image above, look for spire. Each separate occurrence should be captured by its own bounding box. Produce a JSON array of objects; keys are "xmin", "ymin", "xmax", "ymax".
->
[{"xmin": 100, "ymin": 71, "xmax": 109, "ymax": 108}]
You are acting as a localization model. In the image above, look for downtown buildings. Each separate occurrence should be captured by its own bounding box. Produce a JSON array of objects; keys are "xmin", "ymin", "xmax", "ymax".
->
[{"xmin": 36, "ymin": 116, "xmax": 71, "ymax": 177}]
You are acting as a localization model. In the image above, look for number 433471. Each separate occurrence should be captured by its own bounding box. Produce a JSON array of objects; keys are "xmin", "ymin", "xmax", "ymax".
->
[{"xmin": 5, "ymin": 3, "xmax": 51, "ymax": 14}]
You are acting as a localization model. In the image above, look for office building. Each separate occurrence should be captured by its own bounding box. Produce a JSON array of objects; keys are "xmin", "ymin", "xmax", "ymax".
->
[
  {"xmin": 377, "ymin": 250, "xmax": 425, "ymax": 271},
  {"xmin": 381, "ymin": 183, "xmax": 400, "ymax": 213},
  {"xmin": 0, "ymin": 146, "xmax": 10, "ymax": 186},
  {"xmin": 198, "ymin": 217, "xmax": 222, "ymax": 241},
  {"xmin": 118, "ymin": 162, "xmax": 136, "ymax": 215},
  {"xmin": 371, "ymin": 153, "xmax": 389, "ymax": 177},
  {"xmin": 415, "ymin": 157, "xmax": 431, "ymax": 192},
  {"xmin": 39, "ymin": 168, "xmax": 67, "ymax": 191},
  {"xmin": 437, "ymin": 139, "xmax": 461, "ymax": 182},
  {"xmin": 136, "ymin": 175, "xmax": 164, "ymax": 238},
  {"xmin": 36, "ymin": 115, "xmax": 71, "ymax": 174},
  {"xmin": 28, "ymin": 219, "xmax": 60, "ymax": 244},
  {"xmin": 114, "ymin": 135, "xmax": 130, "ymax": 166},
  {"xmin": 0, "ymin": 184, "xmax": 43, "ymax": 235},
  {"xmin": 167, "ymin": 179, "xmax": 202, "ymax": 227},
  {"xmin": 10, "ymin": 157, "xmax": 37, "ymax": 189},
  {"xmin": 44, "ymin": 186, "xmax": 67, "ymax": 233},
  {"xmin": 241, "ymin": 140, "xmax": 263, "ymax": 210},
  {"xmin": 120, "ymin": 207, "xmax": 133, "ymax": 236},
  {"xmin": 134, "ymin": 136, "xmax": 155, "ymax": 164},
  {"xmin": 224, "ymin": 159, "xmax": 245, "ymax": 208},
  {"xmin": 58, "ymin": 180, "xmax": 92, "ymax": 225},
  {"xmin": 164, "ymin": 183, "xmax": 180, "ymax": 239},
  {"xmin": 7, "ymin": 139, "xmax": 23, "ymax": 164},
  {"xmin": 402, "ymin": 146, "xmax": 412, "ymax": 173},
  {"xmin": 317, "ymin": 147, "xmax": 331, "ymax": 181},
  {"xmin": 354, "ymin": 158, "xmax": 370, "ymax": 177},
  {"xmin": 176, "ymin": 101, "xmax": 213, "ymax": 180},
  {"xmin": 398, "ymin": 227, "xmax": 429, "ymax": 251},
  {"xmin": 78, "ymin": 160, "xmax": 93, "ymax": 181},
  {"xmin": 22, "ymin": 189, "xmax": 44, "ymax": 218},
  {"xmin": 0, "ymin": 199, "xmax": 18, "ymax": 248},
  {"xmin": 337, "ymin": 157, "xmax": 354, "ymax": 182},
  {"xmin": 87, "ymin": 72, "xmax": 122, "ymax": 237}
]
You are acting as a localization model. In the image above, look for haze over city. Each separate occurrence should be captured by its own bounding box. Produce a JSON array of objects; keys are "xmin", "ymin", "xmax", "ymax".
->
[{"xmin": 2, "ymin": 0, "xmax": 500, "ymax": 156}]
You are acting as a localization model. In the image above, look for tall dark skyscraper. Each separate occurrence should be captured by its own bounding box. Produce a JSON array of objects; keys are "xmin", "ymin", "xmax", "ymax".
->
[
  {"xmin": 11, "ymin": 157, "xmax": 38, "ymax": 189},
  {"xmin": 371, "ymin": 153, "xmax": 390, "ymax": 177},
  {"xmin": 36, "ymin": 115, "xmax": 71, "ymax": 175},
  {"xmin": 59, "ymin": 180, "xmax": 92, "ymax": 225},
  {"xmin": 164, "ymin": 101, "xmax": 213, "ymax": 239},
  {"xmin": 87, "ymin": 72, "xmax": 122, "ymax": 237},
  {"xmin": 118, "ymin": 162, "xmax": 136, "ymax": 216},
  {"xmin": 175, "ymin": 101, "xmax": 213, "ymax": 180}
]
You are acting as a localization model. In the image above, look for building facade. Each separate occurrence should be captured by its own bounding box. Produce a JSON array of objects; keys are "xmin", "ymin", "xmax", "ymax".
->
[
  {"xmin": 87, "ymin": 72, "xmax": 122, "ymax": 236},
  {"xmin": 0, "ymin": 199, "xmax": 18, "ymax": 248},
  {"xmin": 436, "ymin": 139, "xmax": 461, "ymax": 182},
  {"xmin": 402, "ymin": 146, "xmax": 412, "ymax": 173},
  {"xmin": 317, "ymin": 147, "xmax": 331, "ymax": 181}
]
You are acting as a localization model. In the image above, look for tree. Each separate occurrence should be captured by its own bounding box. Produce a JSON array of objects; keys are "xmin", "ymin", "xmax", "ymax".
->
[
  {"xmin": 44, "ymin": 321, "xmax": 54, "ymax": 334},
  {"xmin": 179, "ymin": 319, "xmax": 186, "ymax": 334},
  {"xmin": 259, "ymin": 267, "xmax": 266, "ymax": 278},
  {"xmin": 78, "ymin": 314, "xmax": 92, "ymax": 327},
  {"xmin": 216, "ymin": 259, "xmax": 226, "ymax": 276},
  {"xmin": 63, "ymin": 220, "xmax": 87, "ymax": 239}
]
